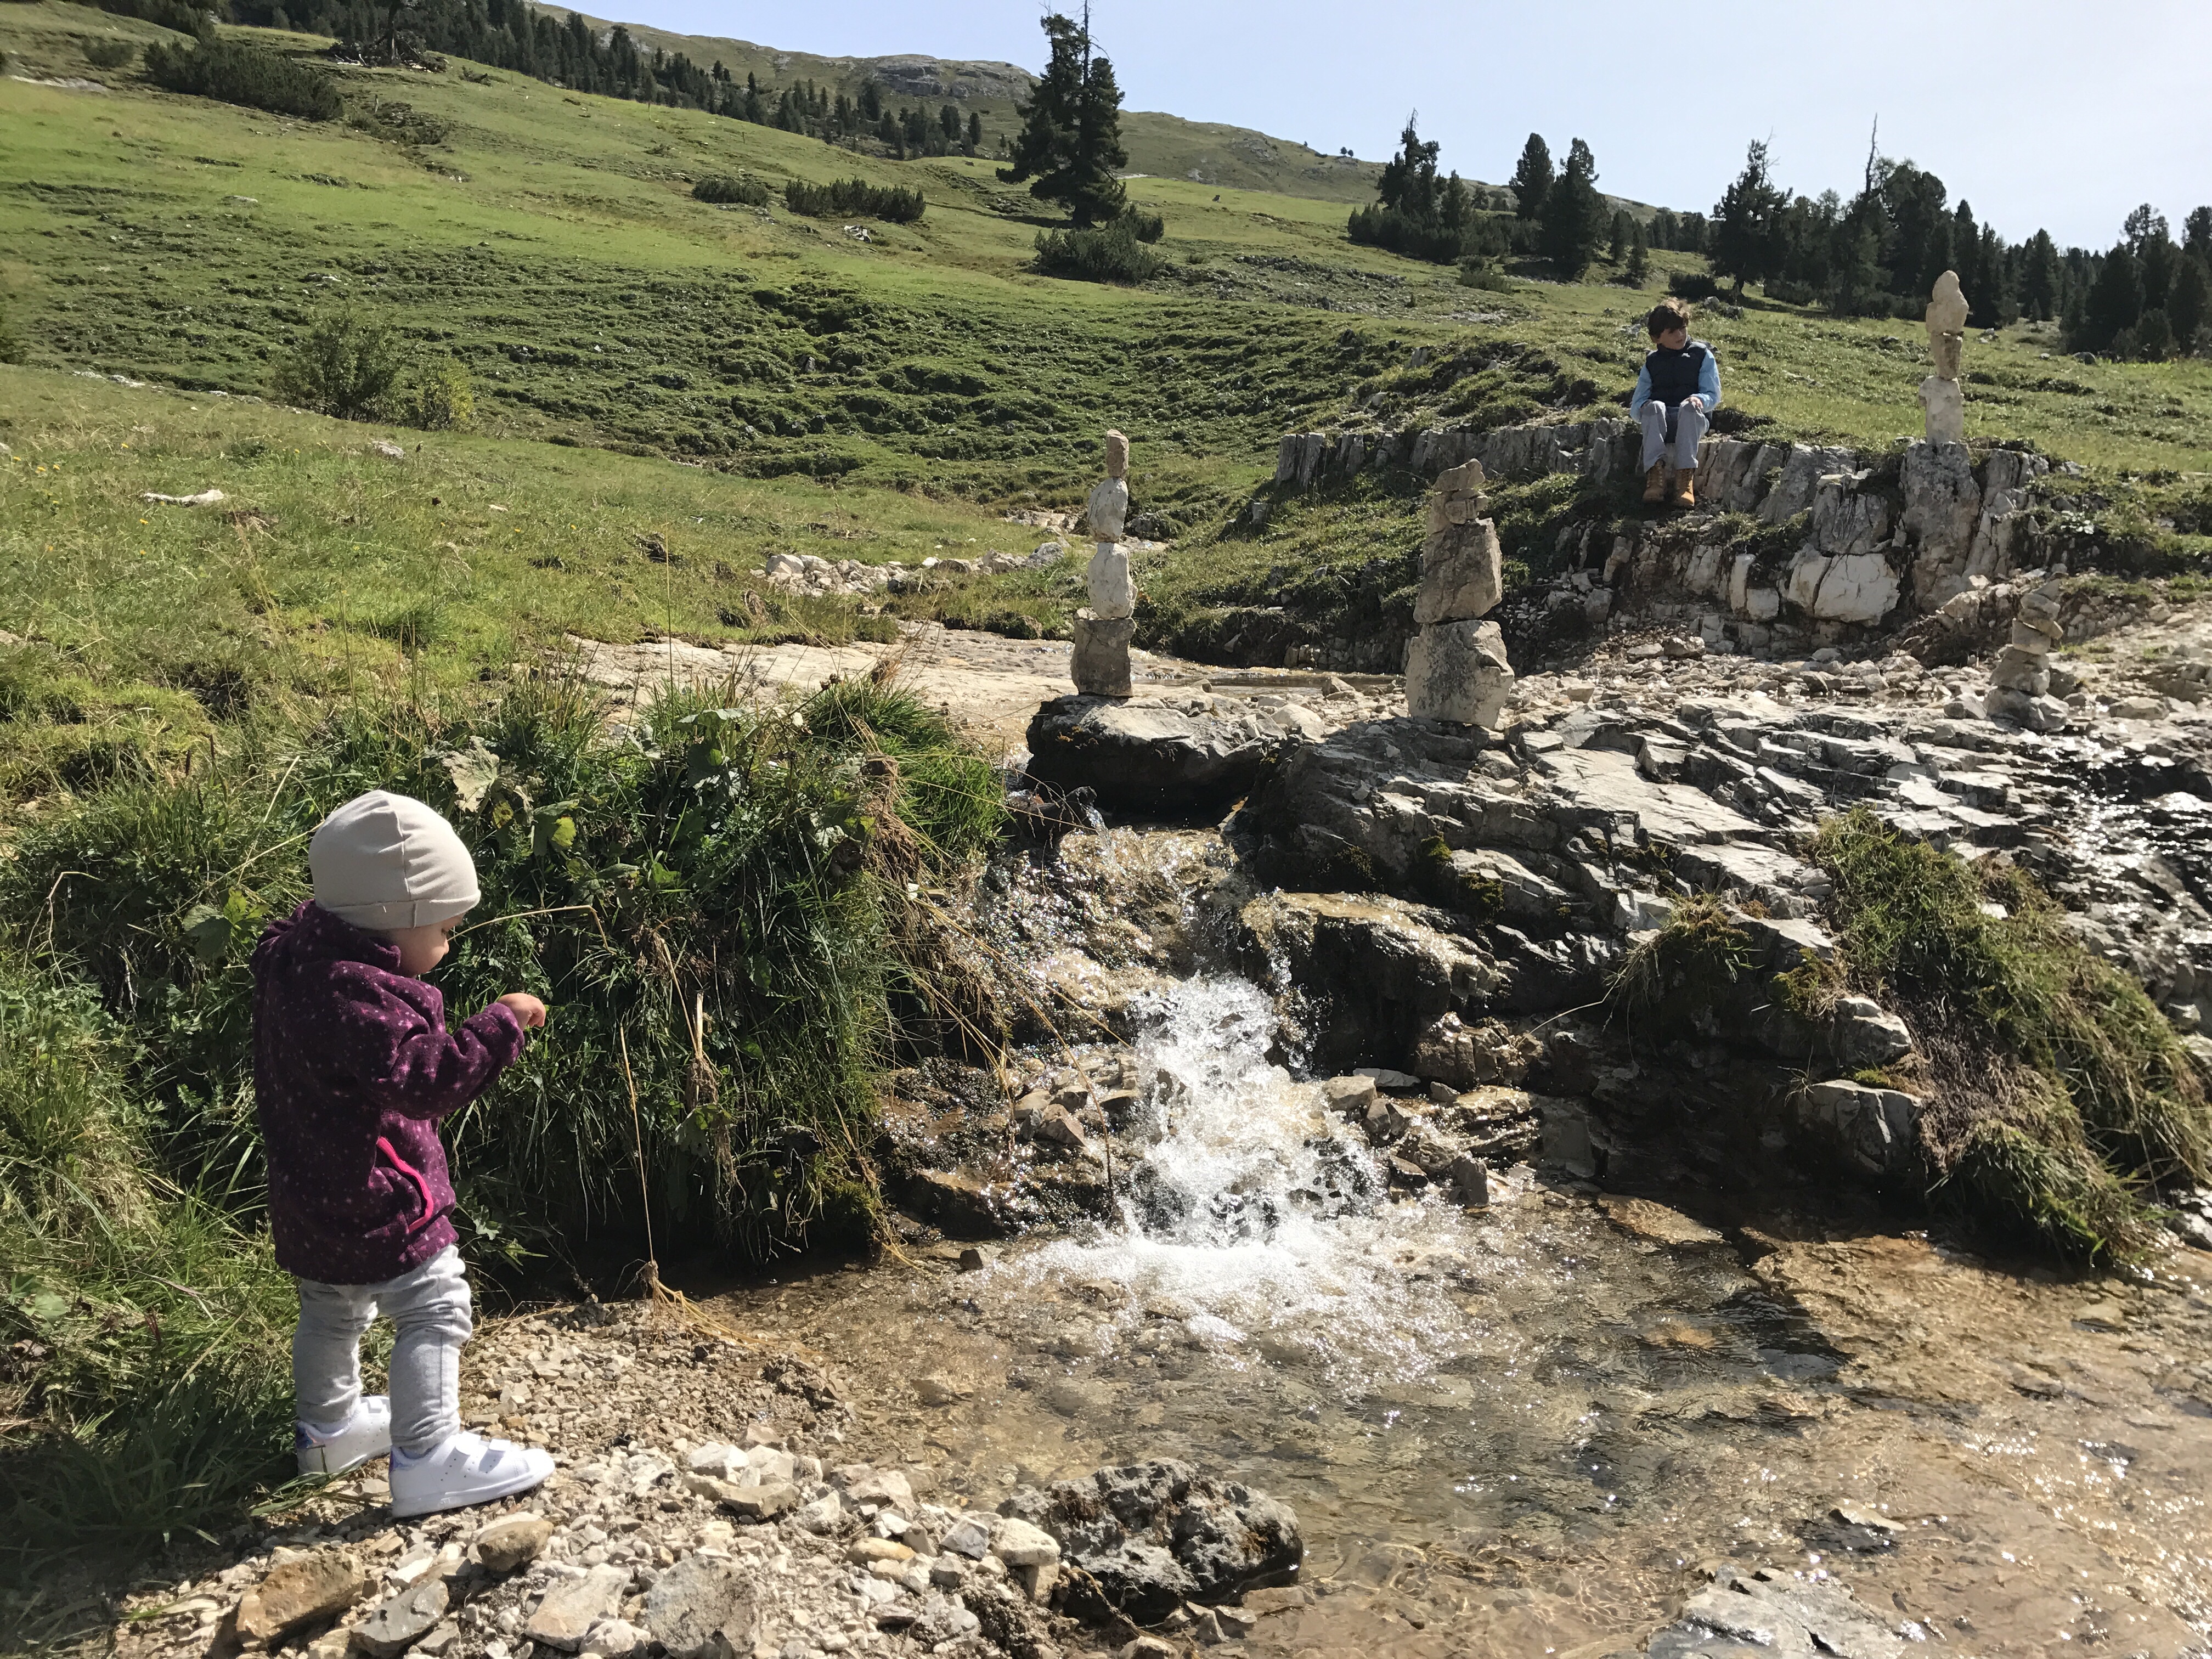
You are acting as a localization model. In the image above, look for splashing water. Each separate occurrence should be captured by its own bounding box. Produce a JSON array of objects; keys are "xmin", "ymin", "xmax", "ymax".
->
[{"xmin": 1003, "ymin": 974, "xmax": 1484, "ymax": 1390}]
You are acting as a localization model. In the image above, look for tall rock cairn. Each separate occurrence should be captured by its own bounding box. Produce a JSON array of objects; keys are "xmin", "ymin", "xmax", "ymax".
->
[
  {"xmin": 1920, "ymin": 269, "xmax": 1969, "ymax": 446},
  {"xmin": 1072, "ymin": 428, "xmax": 1135, "ymax": 698},
  {"xmin": 1404, "ymin": 460, "xmax": 1515, "ymax": 726}
]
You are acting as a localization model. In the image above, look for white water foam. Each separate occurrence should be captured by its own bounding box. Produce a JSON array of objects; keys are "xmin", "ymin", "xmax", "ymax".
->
[{"xmin": 998, "ymin": 975, "xmax": 1486, "ymax": 1390}]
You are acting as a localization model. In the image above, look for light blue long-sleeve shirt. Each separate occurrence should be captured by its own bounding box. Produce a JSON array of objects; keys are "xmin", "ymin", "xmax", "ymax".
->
[{"xmin": 1629, "ymin": 341, "xmax": 1722, "ymax": 413}]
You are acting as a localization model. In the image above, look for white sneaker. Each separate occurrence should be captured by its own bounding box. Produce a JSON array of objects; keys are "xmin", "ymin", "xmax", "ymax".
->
[
  {"xmin": 389, "ymin": 1431, "xmax": 554, "ymax": 1518},
  {"xmin": 296, "ymin": 1396, "xmax": 392, "ymax": 1476}
]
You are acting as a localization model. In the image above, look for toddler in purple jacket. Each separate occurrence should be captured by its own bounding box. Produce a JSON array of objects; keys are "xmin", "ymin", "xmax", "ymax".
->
[{"xmin": 255, "ymin": 789, "xmax": 553, "ymax": 1517}]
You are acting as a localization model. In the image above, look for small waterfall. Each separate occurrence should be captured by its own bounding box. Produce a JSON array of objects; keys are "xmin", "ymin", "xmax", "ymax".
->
[{"xmin": 1009, "ymin": 974, "xmax": 1482, "ymax": 1386}]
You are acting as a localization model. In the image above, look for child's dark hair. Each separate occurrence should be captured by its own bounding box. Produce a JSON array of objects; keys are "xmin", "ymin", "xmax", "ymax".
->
[{"xmin": 1646, "ymin": 300, "xmax": 1692, "ymax": 339}]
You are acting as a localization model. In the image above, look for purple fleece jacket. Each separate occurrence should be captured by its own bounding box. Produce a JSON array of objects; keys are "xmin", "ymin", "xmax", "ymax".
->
[{"xmin": 252, "ymin": 901, "xmax": 526, "ymax": 1285}]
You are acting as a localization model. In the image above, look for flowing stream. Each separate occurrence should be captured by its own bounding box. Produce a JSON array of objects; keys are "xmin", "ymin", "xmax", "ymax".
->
[{"xmin": 696, "ymin": 837, "xmax": 2212, "ymax": 1656}]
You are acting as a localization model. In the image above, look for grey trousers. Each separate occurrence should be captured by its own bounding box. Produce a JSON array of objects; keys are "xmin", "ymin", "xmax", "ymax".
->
[
  {"xmin": 1639, "ymin": 399, "xmax": 1708, "ymax": 471},
  {"xmin": 294, "ymin": 1245, "xmax": 472, "ymax": 1458}
]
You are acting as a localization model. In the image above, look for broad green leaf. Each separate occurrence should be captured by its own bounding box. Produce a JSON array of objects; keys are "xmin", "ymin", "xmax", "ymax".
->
[{"xmin": 439, "ymin": 736, "xmax": 501, "ymax": 812}]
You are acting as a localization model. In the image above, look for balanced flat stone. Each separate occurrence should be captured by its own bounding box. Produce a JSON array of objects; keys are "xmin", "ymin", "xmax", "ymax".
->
[
  {"xmin": 1070, "ymin": 612, "xmax": 1135, "ymax": 698},
  {"xmin": 1025, "ymin": 696, "xmax": 1275, "ymax": 815},
  {"xmin": 1404, "ymin": 618, "xmax": 1514, "ymax": 727}
]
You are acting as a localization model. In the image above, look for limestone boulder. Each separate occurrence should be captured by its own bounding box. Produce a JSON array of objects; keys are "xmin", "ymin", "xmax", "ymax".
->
[
  {"xmin": 1900, "ymin": 441, "xmax": 1983, "ymax": 607},
  {"xmin": 1784, "ymin": 550, "xmax": 1901, "ymax": 624},
  {"xmin": 1024, "ymin": 696, "xmax": 1276, "ymax": 815},
  {"xmin": 1415, "ymin": 516, "xmax": 1504, "ymax": 625},
  {"xmin": 1800, "ymin": 1080, "xmax": 1920, "ymax": 1176},
  {"xmin": 1920, "ymin": 374, "xmax": 1966, "ymax": 445},
  {"xmin": 1085, "ymin": 543, "xmax": 1133, "ymax": 620},
  {"xmin": 1809, "ymin": 472, "xmax": 1891, "ymax": 557},
  {"xmin": 1758, "ymin": 443, "xmax": 1861, "ymax": 522},
  {"xmin": 1085, "ymin": 475, "xmax": 1128, "ymax": 541},
  {"xmin": 1069, "ymin": 611, "xmax": 1133, "ymax": 698},
  {"xmin": 1406, "ymin": 619, "xmax": 1514, "ymax": 727}
]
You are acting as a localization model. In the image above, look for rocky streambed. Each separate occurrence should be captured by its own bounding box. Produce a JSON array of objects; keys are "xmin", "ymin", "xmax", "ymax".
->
[{"xmin": 105, "ymin": 585, "xmax": 2212, "ymax": 1659}]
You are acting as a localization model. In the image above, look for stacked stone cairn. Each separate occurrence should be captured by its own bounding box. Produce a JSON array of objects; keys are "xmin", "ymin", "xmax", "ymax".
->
[
  {"xmin": 1985, "ymin": 577, "xmax": 2070, "ymax": 730},
  {"xmin": 1920, "ymin": 269, "xmax": 1968, "ymax": 445},
  {"xmin": 1404, "ymin": 459, "xmax": 1516, "ymax": 726},
  {"xmin": 1071, "ymin": 428, "xmax": 1135, "ymax": 698}
]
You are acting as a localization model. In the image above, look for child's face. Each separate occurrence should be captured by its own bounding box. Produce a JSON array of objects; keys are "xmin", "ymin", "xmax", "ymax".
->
[
  {"xmin": 385, "ymin": 916, "xmax": 464, "ymax": 975},
  {"xmin": 1656, "ymin": 325, "xmax": 1689, "ymax": 350}
]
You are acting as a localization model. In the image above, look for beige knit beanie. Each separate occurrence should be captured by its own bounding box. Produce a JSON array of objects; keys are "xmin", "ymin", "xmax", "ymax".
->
[{"xmin": 310, "ymin": 790, "xmax": 480, "ymax": 931}]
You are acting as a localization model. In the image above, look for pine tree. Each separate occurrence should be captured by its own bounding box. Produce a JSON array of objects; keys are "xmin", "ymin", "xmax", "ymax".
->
[
  {"xmin": 1508, "ymin": 133, "xmax": 1551, "ymax": 221},
  {"xmin": 2171, "ymin": 257, "xmax": 2209, "ymax": 355},
  {"xmin": 1975, "ymin": 225, "xmax": 2010, "ymax": 325},
  {"xmin": 2138, "ymin": 230, "xmax": 2178, "ymax": 320},
  {"xmin": 1000, "ymin": 11, "xmax": 1127, "ymax": 225},
  {"xmin": 2021, "ymin": 229, "xmax": 2060, "ymax": 321},
  {"xmin": 1608, "ymin": 210, "xmax": 1628, "ymax": 263},
  {"xmin": 1623, "ymin": 221, "xmax": 1650, "ymax": 286},
  {"xmin": 2186, "ymin": 206, "xmax": 2212, "ymax": 266},
  {"xmin": 1709, "ymin": 140, "xmax": 1785, "ymax": 295},
  {"xmin": 966, "ymin": 110, "xmax": 982, "ymax": 153},
  {"xmin": 2080, "ymin": 243, "xmax": 2142, "ymax": 351},
  {"xmin": 1538, "ymin": 138, "xmax": 1604, "ymax": 280},
  {"xmin": 1376, "ymin": 120, "xmax": 1441, "ymax": 219},
  {"xmin": 1827, "ymin": 207, "xmax": 1883, "ymax": 315}
]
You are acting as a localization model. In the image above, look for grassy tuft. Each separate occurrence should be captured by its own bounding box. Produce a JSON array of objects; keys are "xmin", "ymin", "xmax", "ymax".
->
[
  {"xmin": 1807, "ymin": 807, "xmax": 2210, "ymax": 1255},
  {"xmin": 0, "ymin": 967, "xmax": 297, "ymax": 1627},
  {"xmin": 1607, "ymin": 894, "xmax": 1758, "ymax": 1021}
]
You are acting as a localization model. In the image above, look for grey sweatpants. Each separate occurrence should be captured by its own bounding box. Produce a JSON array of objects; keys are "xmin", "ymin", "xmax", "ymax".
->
[
  {"xmin": 294, "ymin": 1245, "xmax": 472, "ymax": 1458},
  {"xmin": 1639, "ymin": 398, "xmax": 1708, "ymax": 471}
]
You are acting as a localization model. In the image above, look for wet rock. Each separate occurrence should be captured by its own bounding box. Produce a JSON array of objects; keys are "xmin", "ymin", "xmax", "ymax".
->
[
  {"xmin": 642, "ymin": 1555, "xmax": 757, "ymax": 1659},
  {"xmin": 1321, "ymin": 1075, "xmax": 1377, "ymax": 1115},
  {"xmin": 473, "ymin": 1514, "xmax": 554, "ymax": 1573},
  {"xmin": 1444, "ymin": 1151, "xmax": 1490, "ymax": 1207},
  {"xmin": 351, "ymin": 1579, "xmax": 448, "ymax": 1659},
  {"xmin": 523, "ymin": 1564, "xmax": 629, "ymax": 1652},
  {"xmin": 1026, "ymin": 696, "xmax": 1274, "ymax": 816},
  {"xmin": 1002, "ymin": 1459, "xmax": 1301, "ymax": 1623},
  {"xmin": 1644, "ymin": 1562, "xmax": 1904, "ymax": 1657},
  {"xmin": 236, "ymin": 1550, "xmax": 370, "ymax": 1644}
]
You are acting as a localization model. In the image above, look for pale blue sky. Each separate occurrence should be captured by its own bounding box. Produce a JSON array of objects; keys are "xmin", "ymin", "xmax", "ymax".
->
[{"xmin": 617, "ymin": 0, "xmax": 2208, "ymax": 251}]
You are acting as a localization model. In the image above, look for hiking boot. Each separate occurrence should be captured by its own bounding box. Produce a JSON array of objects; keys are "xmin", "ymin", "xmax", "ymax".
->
[
  {"xmin": 390, "ymin": 1430, "xmax": 554, "ymax": 1518},
  {"xmin": 296, "ymin": 1395, "xmax": 392, "ymax": 1476},
  {"xmin": 1642, "ymin": 462, "xmax": 1668, "ymax": 504},
  {"xmin": 1670, "ymin": 473, "xmax": 1697, "ymax": 509}
]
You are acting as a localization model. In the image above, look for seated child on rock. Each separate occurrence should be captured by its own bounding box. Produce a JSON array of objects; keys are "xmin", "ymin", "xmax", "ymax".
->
[
  {"xmin": 1630, "ymin": 299, "xmax": 1722, "ymax": 509},
  {"xmin": 255, "ymin": 789, "xmax": 553, "ymax": 1517}
]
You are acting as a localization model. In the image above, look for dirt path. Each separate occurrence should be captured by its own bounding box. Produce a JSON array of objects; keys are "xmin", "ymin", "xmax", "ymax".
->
[{"xmin": 566, "ymin": 624, "xmax": 1400, "ymax": 755}]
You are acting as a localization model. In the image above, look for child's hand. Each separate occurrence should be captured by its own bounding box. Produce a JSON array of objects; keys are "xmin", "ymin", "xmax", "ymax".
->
[{"xmin": 494, "ymin": 992, "xmax": 549, "ymax": 1029}]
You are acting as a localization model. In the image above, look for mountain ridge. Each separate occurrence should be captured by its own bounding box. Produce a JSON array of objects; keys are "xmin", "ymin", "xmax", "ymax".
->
[{"xmin": 528, "ymin": 4, "xmax": 1392, "ymax": 204}]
